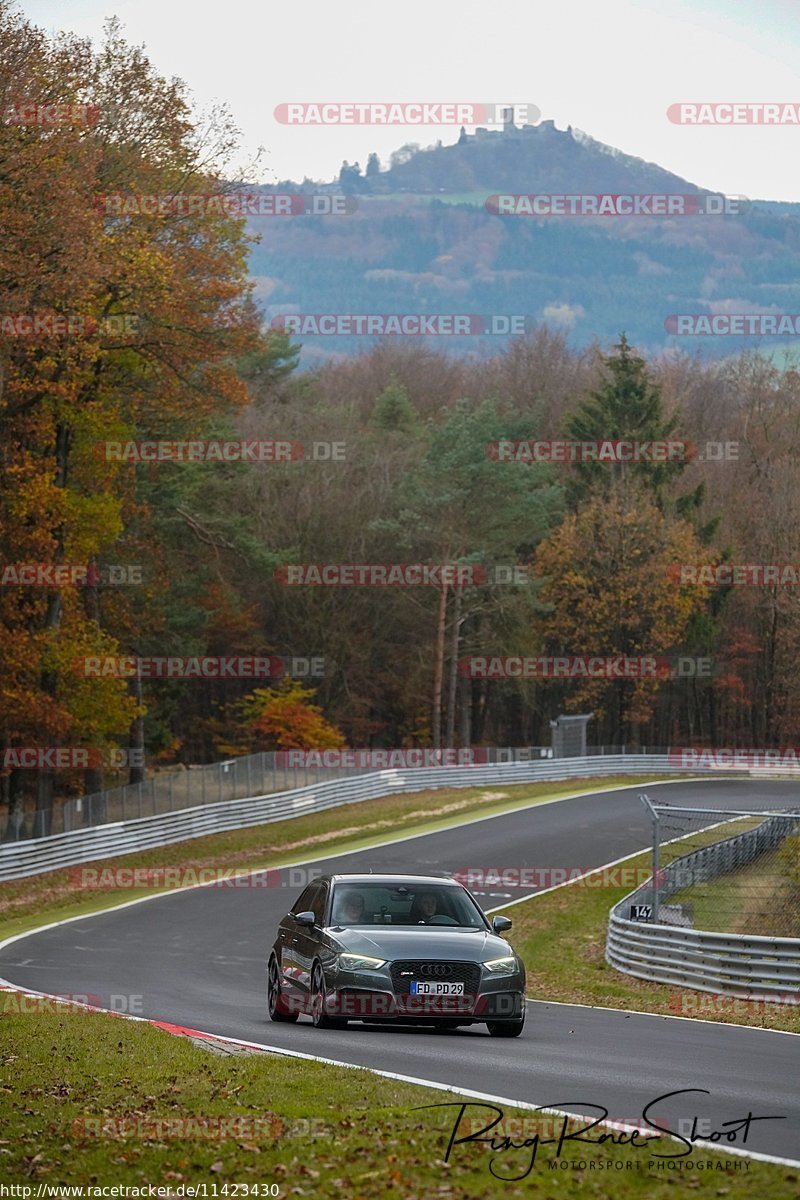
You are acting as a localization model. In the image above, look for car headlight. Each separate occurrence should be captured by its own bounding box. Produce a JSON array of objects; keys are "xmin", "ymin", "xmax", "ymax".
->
[
  {"xmin": 337, "ymin": 953, "xmax": 386, "ymax": 971},
  {"xmin": 483, "ymin": 955, "xmax": 518, "ymax": 975}
]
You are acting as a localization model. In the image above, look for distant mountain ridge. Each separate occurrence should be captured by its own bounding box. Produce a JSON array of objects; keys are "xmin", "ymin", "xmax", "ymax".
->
[
  {"xmin": 272, "ymin": 119, "xmax": 712, "ymax": 197},
  {"xmin": 358, "ymin": 120, "xmax": 710, "ymax": 195},
  {"xmin": 249, "ymin": 121, "xmax": 800, "ymax": 361}
]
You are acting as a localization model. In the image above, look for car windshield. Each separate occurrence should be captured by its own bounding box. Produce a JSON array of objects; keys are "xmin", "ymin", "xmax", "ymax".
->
[{"xmin": 329, "ymin": 883, "xmax": 488, "ymax": 928}]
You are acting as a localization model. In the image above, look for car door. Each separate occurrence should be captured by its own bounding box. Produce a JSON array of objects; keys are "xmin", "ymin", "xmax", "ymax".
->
[
  {"xmin": 292, "ymin": 880, "xmax": 329, "ymax": 1003},
  {"xmin": 279, "ymin": 882, "xmax": 321, "ymax": 1003}
]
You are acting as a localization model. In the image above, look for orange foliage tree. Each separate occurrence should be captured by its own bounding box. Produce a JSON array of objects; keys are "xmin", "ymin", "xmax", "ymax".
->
[
  {"xmin": 533, "ymin": 484, "xmax": 712, "ymax": 743},
  {"xmin": 240, "ymin": 681, "xmax": 346, "ymax": 751},
  {"xmin": 0, "ymin": 7, "xmax": 264, "ymax": 835}
]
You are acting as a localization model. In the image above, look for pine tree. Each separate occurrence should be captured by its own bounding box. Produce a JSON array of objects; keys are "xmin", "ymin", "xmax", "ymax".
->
[
  {"xmin": 369, "ymin": 378, "xmax": 417, "ymax": 432},
  {"xmin": 566, "ymin": 333, "xmax": 689, "ymax": 508}
]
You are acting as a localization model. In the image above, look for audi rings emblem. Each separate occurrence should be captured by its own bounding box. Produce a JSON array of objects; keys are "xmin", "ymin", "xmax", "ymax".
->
[{"xmin": 419, "ymin": 963, "xmax": 453, "ymax": 977}]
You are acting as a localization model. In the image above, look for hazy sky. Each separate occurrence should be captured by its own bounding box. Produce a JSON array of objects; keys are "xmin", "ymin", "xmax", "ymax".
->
[{"xmin": 18, "ymin": 0, "xmax": 800, "ymax": 199}]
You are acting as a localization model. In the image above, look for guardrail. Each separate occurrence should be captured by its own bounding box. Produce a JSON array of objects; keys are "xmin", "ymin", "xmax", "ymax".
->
[
  {"xmin": 4, "ymin": 746, "xmax": 555, "ymax": 839},
  {"xmin": 0, "ymin": 751, "xmax": 712, "ymax": 882},
  {"xmin": 5, "ymin": 745, "xmax": 653, "ymax": 839},
  {"xmin": 3, "ymin": 753, "xmax": 799, "ymax": 885},
  {"xmin": 606, "ymin": 814, "xmax": 800, "ymax": 1002}
]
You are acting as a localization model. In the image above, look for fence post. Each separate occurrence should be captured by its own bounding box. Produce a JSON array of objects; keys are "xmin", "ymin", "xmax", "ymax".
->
[
  {"xmin": 652, "ymin": 809, "xmax": 660, "ymax": 921},
  {"xmin": 639, "ymin": 793, "xmax": 659, "ymax": 921}
]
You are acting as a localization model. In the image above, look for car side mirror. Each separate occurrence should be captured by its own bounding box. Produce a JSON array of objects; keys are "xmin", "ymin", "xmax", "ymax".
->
[
  {"xmin": 295, "ymin": 910, "xmax": 316, "ymax": 926},
  {"xmin": 492, "ymin": 915, "xmax": 512, "ymax": 933}
]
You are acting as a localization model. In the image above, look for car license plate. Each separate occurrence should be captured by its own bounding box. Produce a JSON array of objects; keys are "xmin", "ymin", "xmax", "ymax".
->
[{"xmin": 410, "ymin": 980, "xmax": 464, "ymax": 995}]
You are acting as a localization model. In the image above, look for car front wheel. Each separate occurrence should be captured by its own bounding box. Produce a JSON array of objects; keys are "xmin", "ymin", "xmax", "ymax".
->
[{"xmin": 310, "ymin": 963, "xmax": 347, "ymax": 1029}]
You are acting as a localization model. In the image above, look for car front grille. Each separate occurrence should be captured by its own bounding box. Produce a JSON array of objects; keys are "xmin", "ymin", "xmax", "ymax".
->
[{"xmin": 389, "ymin": 959, "xmax": 481, "ymax": 996}]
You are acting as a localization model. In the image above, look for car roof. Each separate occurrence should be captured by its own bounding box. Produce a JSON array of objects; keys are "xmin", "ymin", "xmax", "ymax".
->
[{"xmin": 328, "ymin": 873, "xmax": 461, "ymax": 887}]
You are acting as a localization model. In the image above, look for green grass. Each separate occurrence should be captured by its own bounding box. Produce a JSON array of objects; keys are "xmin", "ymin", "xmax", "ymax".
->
[
  {"xmin": 668, "ymin": 855, "xmax": 799, "ymax": 938},
  {"xmin": 3, "ymin": 775, "xmax": 797, "ymax": 1188},
  {"xmin": 0, "ymin": 775, "xmax": 662, "ymax": 943},
  {"xmin": 1, "ymin": 1010, "xmax": 796, "ymax": 1194}
]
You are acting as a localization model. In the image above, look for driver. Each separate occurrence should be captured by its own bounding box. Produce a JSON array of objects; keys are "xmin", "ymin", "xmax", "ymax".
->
[{"xmin": 412, "ymin": 891, "xmax": 438, "ymax": 921}]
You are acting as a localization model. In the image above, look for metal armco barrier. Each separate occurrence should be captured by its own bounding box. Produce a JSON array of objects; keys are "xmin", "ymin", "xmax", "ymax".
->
[
  {"xmin": 606, "ymin": 813, "xmax": 800, "ymax": 1002},
  {"xmin": 15, "ymin": 745, "xmax": 645, "ymax": 839},
  {"xmin": 1, "ymin": 754, "xmax": 798, "ymax": 883},
  {"xmin": 0, "ymin": 752, "xmax": 694, "ymax": 881}
]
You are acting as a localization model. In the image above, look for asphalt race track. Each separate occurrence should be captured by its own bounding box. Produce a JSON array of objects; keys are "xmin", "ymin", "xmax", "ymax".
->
[{"xmin": 2, "ymin": 780, "xmax": 799, "ymax": 1163}]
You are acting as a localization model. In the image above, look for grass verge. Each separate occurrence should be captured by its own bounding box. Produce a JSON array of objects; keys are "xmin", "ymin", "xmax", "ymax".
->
[
  {"xmin": 669, "ymin": 855, "xmax": 798, "ymax": 938},
  {"xmin": 1, "ymin": 1010, "xmax": 796, "ymax": 1195},
  {"xmin": 0, "ymin": 775, "xmax": 662, "ymax": 942}
]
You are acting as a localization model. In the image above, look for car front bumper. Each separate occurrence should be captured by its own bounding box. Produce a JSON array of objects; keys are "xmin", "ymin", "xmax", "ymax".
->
[{"xmin": 324, "ymin": 961, "xmax": 526, "ymax": 1023}]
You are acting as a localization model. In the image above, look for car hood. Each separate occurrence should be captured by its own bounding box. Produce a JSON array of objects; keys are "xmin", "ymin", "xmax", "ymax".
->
[{"xmin": 327, "ymin": 926, "xmax": 514, "ymax": 961}]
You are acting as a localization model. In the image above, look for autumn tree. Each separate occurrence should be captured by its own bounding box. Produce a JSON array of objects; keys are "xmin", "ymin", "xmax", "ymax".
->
[
  {"xmin": 240, "ymin": 681, "xmax": 346, "ymax": 751},
  {"xmin": 533, "ymin": 483, "xmax": 711, "ymax": 745},
  {"xmin": 0, "ymin": 9, "xmax": 263, "ymax": 834}
]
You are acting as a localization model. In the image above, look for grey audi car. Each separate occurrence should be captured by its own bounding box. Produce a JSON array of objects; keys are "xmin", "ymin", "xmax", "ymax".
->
[{"xmin": 267, "ymin": 872, "xmax": 526, "ymax": 1036}]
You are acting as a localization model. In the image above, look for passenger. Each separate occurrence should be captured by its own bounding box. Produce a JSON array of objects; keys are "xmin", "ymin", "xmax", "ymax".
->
[{"xmin": 335, "ymin": 891, "xmax": 365, "ymax": 924}]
